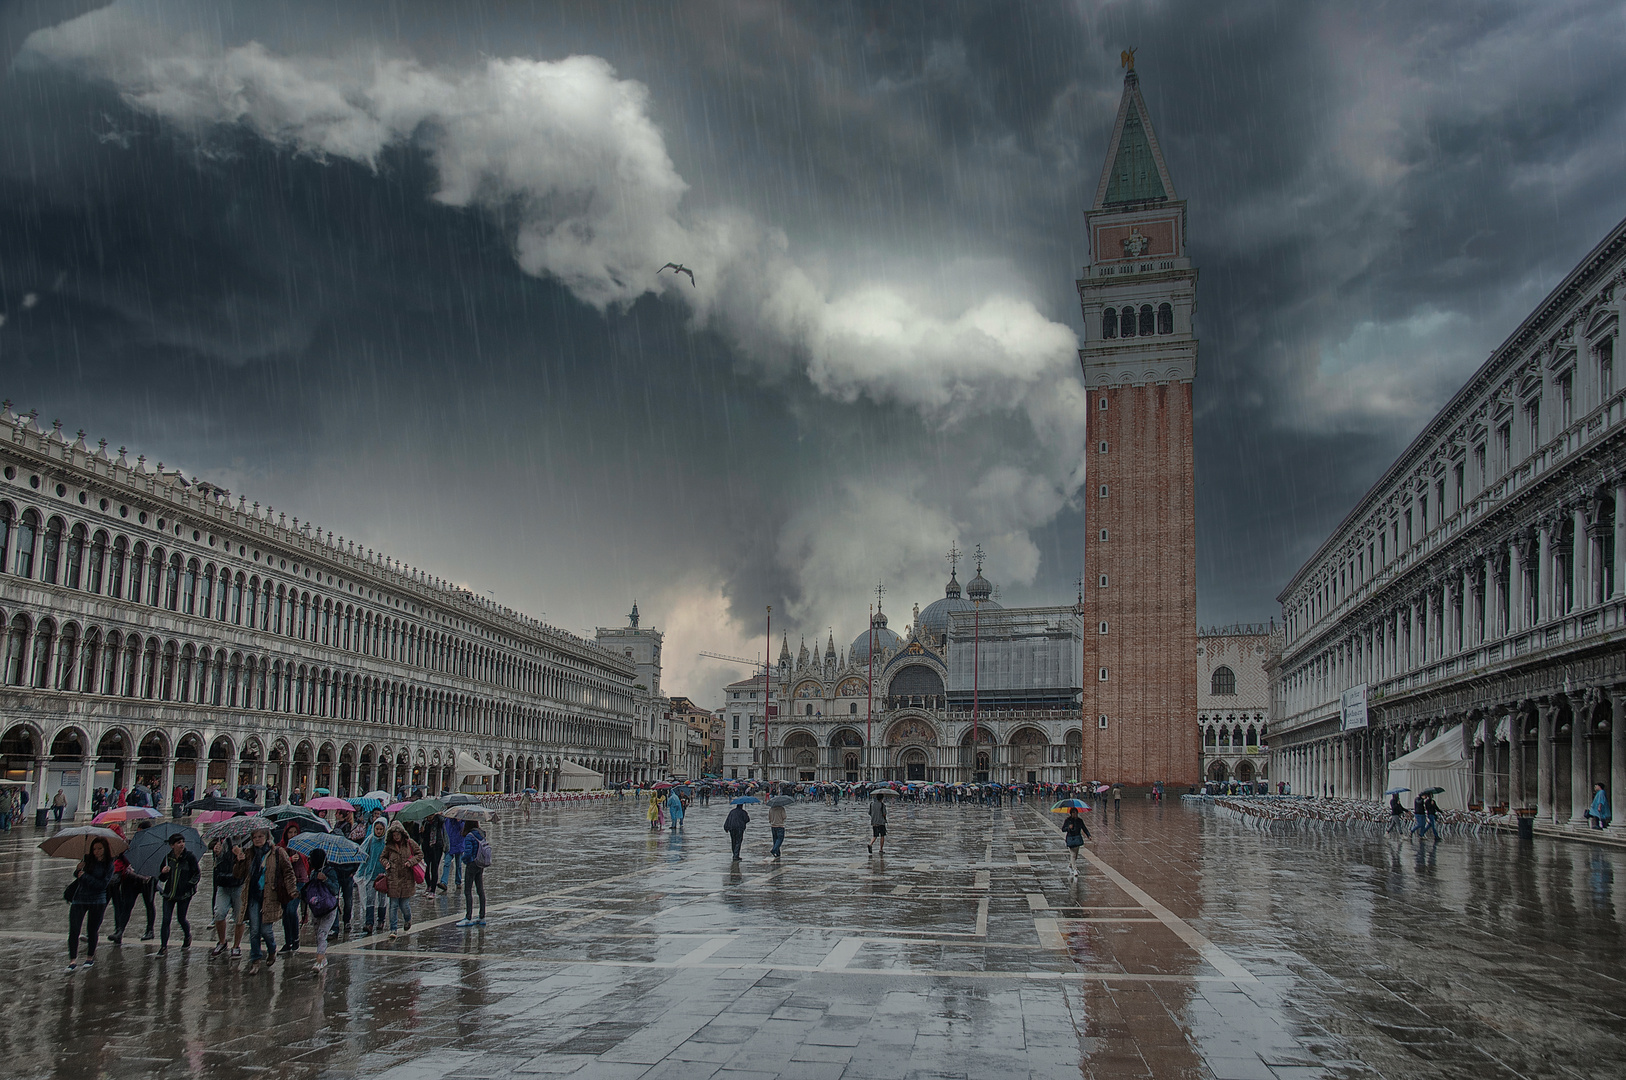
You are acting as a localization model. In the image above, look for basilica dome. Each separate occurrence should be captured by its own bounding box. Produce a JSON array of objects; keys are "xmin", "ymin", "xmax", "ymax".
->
[
  {"xmin": 850, "ymin": 609, "xmax": 903, "ymax": 662},
  {"xmin": 919, "ymin": 570, "xmax": 986, "ymax": 636}
]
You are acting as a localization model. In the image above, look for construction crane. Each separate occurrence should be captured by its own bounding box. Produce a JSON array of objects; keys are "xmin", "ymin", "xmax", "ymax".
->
[{"xmin": 697, "ymin": 651, "xmax": 761, "ymax": 667}]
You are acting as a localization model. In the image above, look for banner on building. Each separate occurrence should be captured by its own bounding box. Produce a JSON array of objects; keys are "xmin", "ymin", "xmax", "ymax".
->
[{"xmin": 1341, "ymin": 684, "xmax": 1368, "ymax": 731}]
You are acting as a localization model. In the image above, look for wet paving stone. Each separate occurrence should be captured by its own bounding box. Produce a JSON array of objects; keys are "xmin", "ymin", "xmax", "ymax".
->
[{"xmin": 1, "ymin": 796, "xmax": 1624, "ymax": 1078}]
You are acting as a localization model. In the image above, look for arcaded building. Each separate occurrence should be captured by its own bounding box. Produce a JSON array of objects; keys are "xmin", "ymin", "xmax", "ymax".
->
[
  {"xmin": 1077, "ymin": 59, "xmax": 1200, "ymax": 786},
  {"xmin": 0, "ymin": 408, "xmax": 650, "ymax": 817},
  {"xmin": 1272, "ymin": 217, "xmax": 1626, "ymax": 828},
  {"xmin": 1197, "ymin": 624, "xmax": 1274, "ymax": 786}
]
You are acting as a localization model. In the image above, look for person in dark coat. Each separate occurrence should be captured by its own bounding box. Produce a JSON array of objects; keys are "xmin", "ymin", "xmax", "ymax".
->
[
  {"xmin": 723, "ymin": 804, "xmax": 750, "ymax": 860},
  {"xmin": 421, "ymin": 815, "xmax": 447, "ymax": 896},
  {"xmin": 156, "ymin": 833, "xmax": 200, "ymax": 955},
  {"xmin": 67, "ymin": 837, "xmax": 116, "ymax": 973}
]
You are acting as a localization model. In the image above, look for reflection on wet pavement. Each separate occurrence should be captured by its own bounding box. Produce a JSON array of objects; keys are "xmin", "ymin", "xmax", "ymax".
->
[{"xmin": 1, "ymin": 796, "xmax": 1622, "ymax": 1078}]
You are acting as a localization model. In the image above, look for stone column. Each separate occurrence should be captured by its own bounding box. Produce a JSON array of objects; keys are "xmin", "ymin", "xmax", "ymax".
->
[
  {"xmin": 1573, "ymin": 504, "xmax": 1589, "ymax": 612},
  {"xmin": 1482, "ymin": 713, "xmax": 1497, "ymax": 807},
  {"xmin": 1537, "ymin": 521, "xmax": 1553, "ymax": 624},
  {"xmin": 1466, "ymin": 564, "xmax": 1479, "ymax": 648},
  {"xmin": 193, "ymin": 759, "xmax": 208, "ymax": 801},
  {"xmin": 1442, "ymin": 578, "xmax": 1456, "ymax": 655},
  {"xmin": 1509, "ymin": 709, "xmax": 1526, "ymax": 810},
  {"xmin": 1509, "ymin": 541, "xmax": 1523, "ymax": 632},
  {"xmin": 160, "ymin": 757, "xmax": 176, "ymax": 811},
  {"xmin": 1570, "ymin": 699, "xmax": 1592, "ymax": 824},
  {"xmin": 31, "ymin": 757, "xmax": 48, "ymax": 825},
  {"xmin": 1537, "ymin": 702, "xmax": 1555, "ymax": 822},
  {"xmin": 1612, "ymin": 694, "xmax": 1625, "ymax": 827}
]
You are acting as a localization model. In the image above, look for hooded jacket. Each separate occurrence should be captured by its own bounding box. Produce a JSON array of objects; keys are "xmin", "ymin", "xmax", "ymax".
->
[{"xmin": 723, "ymin": 805, "xmax": 749, "ymax": 834}]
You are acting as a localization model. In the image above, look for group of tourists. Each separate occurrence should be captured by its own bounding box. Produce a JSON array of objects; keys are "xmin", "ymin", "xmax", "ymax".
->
[{"xmin": 62, "ymin": 798, "xmax": 492, "ymax": 976}]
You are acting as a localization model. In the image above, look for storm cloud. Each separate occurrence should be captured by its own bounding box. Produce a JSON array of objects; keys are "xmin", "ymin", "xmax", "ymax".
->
[{"xmin": 2, "ymin": 0, "xmax": 1624, "ymax": 698}]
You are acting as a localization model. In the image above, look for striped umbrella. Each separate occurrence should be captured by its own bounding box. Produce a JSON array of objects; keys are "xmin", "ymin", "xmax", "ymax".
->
[{"xmin": 287, "ymin": 831, "xmax": 366, "ymax": 865}]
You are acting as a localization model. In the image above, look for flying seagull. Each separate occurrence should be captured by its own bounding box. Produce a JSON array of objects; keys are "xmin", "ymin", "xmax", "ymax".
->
[{"xmin": 658, "ymin": 263, "xmax": 696, "ymax": 286}]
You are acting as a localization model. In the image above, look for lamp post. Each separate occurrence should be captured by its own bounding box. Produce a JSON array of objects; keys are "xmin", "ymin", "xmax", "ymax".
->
[
  {"xmin": 866, "ymin": 603, "xmax": 874, "ymax": 783},
  {"xmin": 763, "ymin": 605, "xmax": 771, "ymax": 783}
]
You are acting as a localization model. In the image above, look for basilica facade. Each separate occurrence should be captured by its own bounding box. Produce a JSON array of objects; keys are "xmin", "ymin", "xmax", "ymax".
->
[{"xmin": 726, "ymin": 560, "xmax": 1087, "ymax": 785}]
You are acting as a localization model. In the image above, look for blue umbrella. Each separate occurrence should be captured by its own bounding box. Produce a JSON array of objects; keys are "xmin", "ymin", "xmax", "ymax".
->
[
  {"xmin": 287, "ymin": 831, "xmax": 366, "ymax": 865},
  {"xmin": 348, "ymin": 797, "xmax": 383, "ymax": 813},
  {"xmin": 1385, "ymin": 787, "xmax": 1410, "ymax": 795},
  {"xmin": 730, "ymin": 796, "xmax": 761, "ymax": 805}
]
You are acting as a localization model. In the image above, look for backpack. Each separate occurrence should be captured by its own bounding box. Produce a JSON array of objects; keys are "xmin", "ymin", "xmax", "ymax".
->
[
  {"xmin": 305, "ymin": 878, "xmax": 338, "ymax": 916},
  {"xmin": 472, "ymin": 836, "xmax": 493, "ymax": 868}
]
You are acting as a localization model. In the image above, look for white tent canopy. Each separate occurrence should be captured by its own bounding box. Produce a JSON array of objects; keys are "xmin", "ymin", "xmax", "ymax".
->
[
  {"xmin": 557, "ymin": 759, "xmax": 603, "ymax": 791},
  {"xmin": 1386, "ymin": 725, "xmax": 1471, "ymax": 811},
  {"xmin": 454, "ymin": 751, "xmax": 497, "ymax": 791}
]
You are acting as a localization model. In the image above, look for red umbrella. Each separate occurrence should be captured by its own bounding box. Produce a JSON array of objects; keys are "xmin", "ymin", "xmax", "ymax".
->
[{"xmin": 92, "ymin": 806, "xmax": 162, "ymax": 825}]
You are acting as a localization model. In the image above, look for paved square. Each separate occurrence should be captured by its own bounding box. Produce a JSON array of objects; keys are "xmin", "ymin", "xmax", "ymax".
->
[{"xmin": 2, "ymin": 798, "xmax": 1623, "ymax": 1079}]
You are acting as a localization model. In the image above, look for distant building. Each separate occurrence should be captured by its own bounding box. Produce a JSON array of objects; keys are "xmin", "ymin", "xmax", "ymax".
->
[
  {"xmin": 597, "ymin": 605, "xmax": 669, "ymax": 780},
  {"xmin": 666, "ymin": 695, "xmax": 711, "ymax": 779},
  {"xmin": 1198, "ymin": 624, "xmax": 1274, "ymax": 787},
  {"xmin": 720, "ymin": 675, "xmax": 767, "ymax": 779}
]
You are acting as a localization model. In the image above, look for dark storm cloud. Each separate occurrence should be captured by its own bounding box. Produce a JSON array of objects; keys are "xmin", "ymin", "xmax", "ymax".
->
[{"xmin": 2, "ymin": 0, "xmax": 1624, "ymax": 694}]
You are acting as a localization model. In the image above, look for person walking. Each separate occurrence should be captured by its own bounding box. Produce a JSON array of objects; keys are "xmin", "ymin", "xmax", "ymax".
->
[
  {"xmin": 421, "ymin": 814, "xmax": 447, "ymax": 896},
  {"xmin": 155, "ymin": 832, "xmax": 200, "ymax": 956},
  {"xmin": 381, "ymin": 822, "xmax": 423, "ymax": 939},
  {"xmin": 723, "ymin": 802, "xmax": 750, "ymax": 860},
  {"xmin": 1420, "ymin": 794, "xmax": 1442, "ymax": 839},
  {"xmin": 241, "ymin": 826, "xmax": 296, "ymax": 975},
  {"xmin": 1112, "ymin": 785, "xmax": 1122, "ymax": 815},
  {"xmin": 303, "ymin": 849, "xmax": 341, "ymax": 972},
  {"xmin": 1061, "ymin": 808, "xmax": 1091, "ymax": 879},
  {"xmin": 441, "ymin": 814, "xmax": 465, "ymax": 894},
  {"xmin": 51, "ymin": 788, "xmax": 67, "ymax": 823},
  {"xmin": 358, "ymin": 818, "xmax": 389, "ymax": 935},
  {"xmin": 648, "ymin": 792, "xmax": 665, "ymax": 831},
  {"xmin": 1410, "ymin": 793, "xmax": 1430, "ymax": 837},
  {"xmin": 768, "ymin": 800, "xmax": 787, "ymax": 859},
  {"xmin": 66, "ymin": 837, "xmax": 116, "ymax": 972},
  {"xmin": 667, "ymin": 789, "xmax": 685, "ymax": 832},
  {"xmin": 277, "ymin": 824, "xmax": 310, "ymax": 953},
  {"xmin": 1388, "ymin": 792, "xmax": 1407, "ymax": 835},
  {"xmin": 867, "ymin": 792, "xmax": 887, "ymax": 856},
  {"xmin": 208, "ymin": 836, "xmax": 248, "ymax": 958},
  {"xmin": 455, "ymin": 821, "xmax": 489, "ymax": 927},
  {"xmin": 1588, "ymin": 783, "xmax": 1611, "ymax": 830}
]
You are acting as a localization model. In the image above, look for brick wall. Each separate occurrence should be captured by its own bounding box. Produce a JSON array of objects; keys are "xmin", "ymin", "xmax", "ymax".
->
[{"xmin": 1079, "ymin": 381, "xmax": 1199, "ymax": 785}]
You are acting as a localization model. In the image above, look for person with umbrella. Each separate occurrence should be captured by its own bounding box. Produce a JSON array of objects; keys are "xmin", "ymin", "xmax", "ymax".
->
[
  {"xmin": 1052, "ymin": 801, "xmax": 1091, "ymax": 878},
  {"xmin": 58, "ymin": 832, "xmax": 120, "ymax": 972},
  {"xmin": 767, "ymin": 795, "xmax": 791, "ymax": 859},
  {"xmin": 723, "ymin": 799, "xmax": 751, "ymax": 860},
  {"xmin": 109, "ymin": 821, "xmax": 159, "ymax": 945},
  {"xmin": 357, "ymin": 818, "xmax": 388, "ymax": 936},
  {"xmin": 155, "ymin": 832, "xmax": 200, "ymax": 956},
  {"xmin": 420, "ymin": 814, "xmax": 447, "ymax": 896},
  {"xmin": 208, "ymin": 834, "xmax": 249, "ymax": 958},
  {"xmin": 667, "ymin": 788, "xmax": 685, "ymax": 833},
  {"xmin": 241, "ymin": 825, "xmax": 297, "ymax": 975},
  {"xmin": 867, "ymin": 790, "xmax": 888, "ymax": 856},
  {"xmin": 440, "ymin": 813, "xmax": 465, "ymax": 895},
  {"xmin": 302, "ymin": 849, "xmax": 341, "ymax": 971},
  {"xmin": 1387, "ymin": 789, "xmax": 1409, "ymax": 835},
  {"xmin": 1421, "ymin": 791, "xmax": 1442, "ymax": 839},
  {"xmin": 381, "ymin": 822, "xmax": 423, "ymax": 939}
]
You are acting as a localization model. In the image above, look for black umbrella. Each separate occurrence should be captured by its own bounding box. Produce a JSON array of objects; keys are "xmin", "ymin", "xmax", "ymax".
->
[
  {"xmin": 185, "ymin": 795, "xmax": 259, "ymax": 813},
  {"xmin": 125, "ymin": 823, "xmax": 203, "ymax": 878}
]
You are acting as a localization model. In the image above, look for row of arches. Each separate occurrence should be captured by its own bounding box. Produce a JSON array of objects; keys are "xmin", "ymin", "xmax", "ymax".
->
[
  {"xmin": 769, "ymin": 721, "xmax": 1083, "ymax": 783},
  {"xmin": 0, "ymin": 604, "xmax": 634, "ymax": 753},
  {"xmin": 0, "ymin": 500, "xmax": 629, "ymax": 714},
  {"xmin": 1100, "ymin": 302, "xmax": 1174, "ymax": 340}
]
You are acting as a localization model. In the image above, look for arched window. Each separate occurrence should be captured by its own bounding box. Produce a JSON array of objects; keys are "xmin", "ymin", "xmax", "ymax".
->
[
  {"xmin": 30, "ymin": 618, "xmax": 54, "ymax": 687},
  {"xmin": 4, "ymin": 613, "xmax": 29, "ymax": 685},
  {"xmin": 245, "ymin": 576, "xmax": 258, "ymax": 628},
  {"xmin": 77, "ymin": 627, "xmax": 99, "ymax": 692},
  {"xmin": 88, "ymin": 531, "xmax": 107, "ymax": 593},
  {"xmin": 110, "ymin": 538, "xmax": 128, "ymax": 599},
  {"xmin": 232, "ymin": 573, "xmax": 245, "ymax": 625},
  {"xmin": 1157, "ymin": 302, "xmax": 1173, "ymax": 335},
  {"xmin": 16, "ymin": 510, "xmax": 39, "ymax": 578},
  {"xmin": 201, "ymin": 564, "xmax": 215, "ymax": 618},
  {"xmin": 146, "ymin": 548, "xmax": 164, "ymax": 606},
  {"xmin": 159, "ymin": 641, "xmax": 177, "ymax": 700},
  {"xmin": 66, "ymin": 524, "xmax": 86, "ymax": 589},
  {"xmin": 1211, "ymin": 666, "xmax": 1236, "ymax": 695},
  {"xmin": 218, "ymin": 570, "xmax": 231, "ymax": 621},
  {"xmin": 101, "ymin": 631, "xmax": 121, "ymax": 695},
  {"xmin": 1139, "ymin": 304, "xmax": 1155, "ymax": 336},
  {"xmin": 1120, "ymin": 306, "xmax": 1137, "ymax": 337},
  {"xmin": 1101, "ymin": 307, "xmax": 1117, "ymax": 339},
  {"xmin": 0, "ymin": 503, "xmax": 11, "ymax": 573},
  {"xmin": 140, "ymin": 639, "xmax": 159, "ymax": 698},
  {"xmin": 183, "ymin": 559, "xmax": 198, "ymax": 614},
  {"xmin": 178, "ymin": 645, "xmax": 195, "ymax": 703},
  {"xmin": 164, "ymin": 553, "xmax": 181, "ymax": 610},
  {"xmin": 41, "ymin": 517, "xmax": 63, "ymax": 584}
]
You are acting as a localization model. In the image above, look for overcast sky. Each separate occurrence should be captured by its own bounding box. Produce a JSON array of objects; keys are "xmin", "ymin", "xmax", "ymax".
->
[{"xmin": 3, "ymin": 0, "xmax": 1624, "ymax": 703}]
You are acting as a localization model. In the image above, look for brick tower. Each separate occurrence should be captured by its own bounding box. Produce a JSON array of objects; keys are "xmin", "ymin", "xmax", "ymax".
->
[{"xmin": 1077, "ymin": 57, "xmax": 1199, "ymax": 787}]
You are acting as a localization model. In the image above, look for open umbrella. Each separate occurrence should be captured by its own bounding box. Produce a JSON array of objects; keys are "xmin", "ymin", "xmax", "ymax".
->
[
  {"xmin": 766, "ymin": 795, "xmax": 795, "ymax": 807},
  {"xmin": 442, "ymin": 793, "xmax": 481, "ymax": 807},
  {"xmin": 1093, "ymin": 784, "xmax": 1112, "ymax": 794},
  {"xmin": 92, "ymin": 805, "xmax": 162, "ymax": 825},
  {"xmin": 348, "ymin": 797, "xmax": 384, "ymax": 814},
  {"xmin": 276, "ymin": 815, "xmax": 331, "ymax": 835},
  {"xmin": 1421, "ymin": 787, "xmax": 1446, "ymax": 796},
  {"xmin": 185, "ymin": 794, "xmax": 259, "ymax": 813},
  {"xmin": 443, "ymin": 804, "xmax": 493, "ymax": 821},
  {"xmin": 124, "ymin": 823, "xmax": 203, "ymax": 878},
  {"xmin": 39, "ymin": 826, "xmax": 127, "ymax": 860},
  {"xmin": 262, "ymin": 804, "xmax": 320, "ymax": 821},
  {"xmin": 522, "ymin": 788, "xmax": 538, "ymax": 795},
  {"xmin": 384, "ymin": 801, "xmax": 410, "ymax": 813},
  {"xmin": 287, "ymin": 830, "xmax": 365, "ymax": 865},
  {"xmin": 395, "ymin": 798, "xmax": 446, "ymax": 823},
  {"xmin": 870, "ymin": 788, "xmax": 899, "ymax": 798},
  {"xmin": 313, "ymin": 788, "xmax": 331, "ymax": 796},
  {"xmin": 730, "ymin": 796, "xmax": 761, "ymax": 805},
  {"xmin": 206, "ymin": 815, "xmax": 275, "ymax": 843},
  {"xmin": 1385, "ymin": 787, "xmax": 1410, "ymax": 796},
  {"xmin": 1050, "ymin": 799, "xmax": 1091, "ymax": 812},
  {"xmin": 362, "ymin": 789, "xmax": 393, "ymax": 803},
  {"xmin": 652, "ymin": 781, "xmax": 674, "ymax": 790},
  {"xmin": 302, "ymin": 795, "xmax": 354, "ymax": 812}
]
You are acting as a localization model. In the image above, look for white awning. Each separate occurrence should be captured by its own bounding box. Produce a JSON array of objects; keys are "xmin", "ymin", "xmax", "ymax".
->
[
  {"xmin": 454, "ymin": 751, "xmax": 496, "ymax": 779},
  {"xmin": 557, "ymin": 759, "xmax": 603, "ymax": 791}
]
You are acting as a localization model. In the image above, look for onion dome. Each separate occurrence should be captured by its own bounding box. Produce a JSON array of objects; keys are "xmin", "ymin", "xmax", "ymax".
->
[
  {"xmin": 918, "ymin": 569, "xmax": 976, "ymax": 636},
  {"xmin": 966, "ymin": 567, "xmax": 993, "ymax": 603},
  {"xmin": 850, "ymin": 609, "xmax": 903, "ymax": 663}
]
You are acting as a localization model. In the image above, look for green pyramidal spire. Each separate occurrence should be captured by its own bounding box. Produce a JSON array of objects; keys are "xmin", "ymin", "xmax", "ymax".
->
[{"xmin": 1103, "ymin": 107, "xmax": 1165, "ymax": 205}]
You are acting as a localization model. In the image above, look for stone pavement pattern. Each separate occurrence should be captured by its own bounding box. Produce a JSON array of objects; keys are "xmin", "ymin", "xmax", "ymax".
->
[{"xmin": 0, "ymin": 796, "xmax": 1622, "ymax": 1079}]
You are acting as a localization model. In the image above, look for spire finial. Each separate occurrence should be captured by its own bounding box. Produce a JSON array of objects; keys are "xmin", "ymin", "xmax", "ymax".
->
[
  {"xmin": 973, "ymin": 544, "xmax": 985, "ymax": 574},
  {"xmin": 945, "ymin": 543, "xmax": 962, "ymax": 579},
  {"xmin": 1120, "ymin": 46, "xmax": 1136, "ymax": 73},
  {"xmin": 874, "ymin": 579, "xmax": 886, "ymax": 613}
]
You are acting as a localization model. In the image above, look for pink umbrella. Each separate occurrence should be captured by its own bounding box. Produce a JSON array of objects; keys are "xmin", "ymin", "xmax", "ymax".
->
[
  {"xmin": 93, "ymin": 806, "xmax": 161, "ymax": 825},
  {"xmin": 303, "ymin": 795, "xmax": 354, "ymax": 812},
  {"xmin": 190, "ymin": 810, "xmax": 237, "ymax": 826},
  {"xmin": 384, "ymin": 801, "xmax": 410, "ymax": 813}
]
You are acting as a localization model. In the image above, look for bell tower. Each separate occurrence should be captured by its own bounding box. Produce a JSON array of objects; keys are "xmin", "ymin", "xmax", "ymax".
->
[{"xmin": 1077, "ymin": 55, "xmax": 1199, "ymax": 787}]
